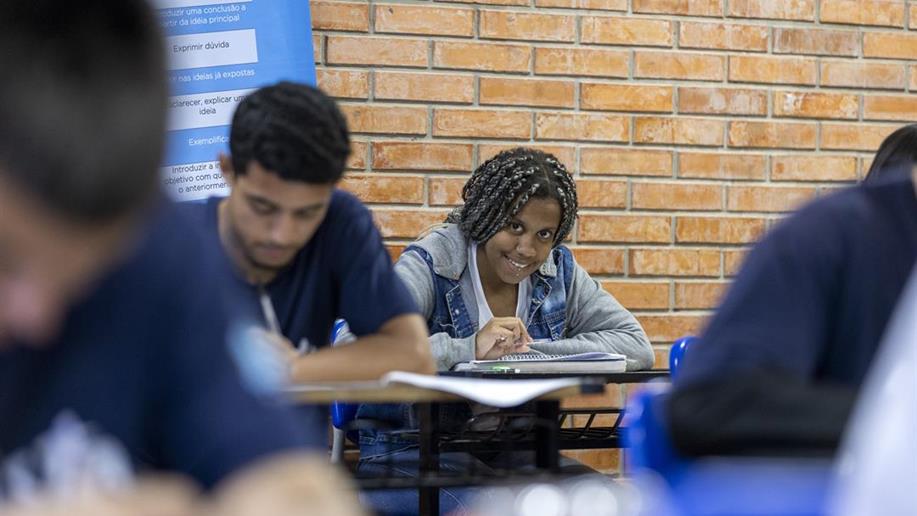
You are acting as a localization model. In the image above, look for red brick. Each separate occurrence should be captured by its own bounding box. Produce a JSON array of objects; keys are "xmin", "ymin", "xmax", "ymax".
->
[
  {"xmin": 372, "ymin": 209, "xmax": 449, "ymax": 238},
  {"xmin": 635, "ymin": 52, "xmax": 725, "ymax": 81},
  {"xmin": 821, "ymin": 123, "xmax": 899, "ymax": 151},
  {"xmin": 679, "ymin": 22, "xmax": 769, "ymax": 52},
  {"xmin": 576, "ymin": 179, "xmax": 628, "ymax": 209},
  {"xmin": 728, "ymin": 121, "xmax": 817, "ymax": 149},
  {"xmin": 675, "ymin": 281, "xmax": 728, "ymax": 309},
  {"xmin": 433, "ymin": 109, "xmax": 531, "ymax": 139},
  {"xmin": 774, "ymin": 28, "xmax": 859, "ymax": 56},
  {"xmin": 437, "ymin": 0, "xmax": 527, "ymax": 5},
  {"xmin": 534, "ymin": 47, "xmax": 629, "ymax": 78},
  {"xmin": 311, "ymin": 1, "xmax": 370, "ymax": 31},
  {"xmin": 633, "ymin": 0, "xmax": 723, "ymax": 16},
  {"xmin": 480, "ymin": 11, "xmax": 576, "ymax": 42},
  {"xmin": 339, "ymin": 174, "xmax": 425, "ymax": 204},
  {"xmin": 678, "ymin": 87, "xmax": 767, "ymax": 116},
  {"xmin": 340, "ymin": 105, "xmax": 427, "ymax": 135},
  {"xmin": 535, "ymin": 113, "xmax": 629, "ymax": 142},
  {"xmin": 675, "ymin": 216, "xmax": 766, "ymax": 244},
  {"xmin": 578, "ymin": 215, "xmax": 672, "ymax": 243},
  {"xmin": 433, "ymin": 41, "xmax": 531, "ymax": 73},
  {"xmin": 635, "ymin": 117, "xmax": 725, "ymax": 146},
  {"xmin": 601, "ymin": 281, "xmax": 670, "ymax": 310},
  {"xmin": 771, "ymin": 155, "xmax": 858, "ymax": 181},
  {"xmin": 678, "ymin": 152, "xmax": 767, "ymax": 180},
  {"xmin": 386, "ymin": 244, "xmax": 406, "ymax": 263},
  {"xmin": 729, "ymin": 55, "xmax": 817, "ymax": 85},
  {"xmin": 572, "ymin": 248, "xmax": 626, "ymax": 275},
  {"xmin": 374, "ymin": 71, "xmax": 474, "ymax": 104},
  {"xmin": 327, "ymin": 36, "xmax": 427, "ymax": 67},
  {"xmin": 632, "ymin": 182, "xmax": 723, "ymax": 211},
  {"xmin": 774, "ymin": 90, "xmax": 859, "ymax": 119},
  {"xmin": 911, "ymin": 66, "xmax": 917, "ymax": 90},
  {"xmin": 560, "ymin": 449, "xmax": 621, "ymax": 474},
  {"xmin": 820, "ymin": 0, "xmax": 905, "ymax": 27},
  {"xmin": 640, "ymin": 314, "xmax": 706, "ymax": 342},
  {"xmin": 375, "ymin": 4, "xmax": 474, "ymax": 36},
  {"xmin": 581, "ymin": 148, "xmax": 673, "ymax": 177},
  {"xmin": 480, "ymin": 77, "xmax": 575, "ymax": 108},
  {"xmin": 724, "ymin": 249, "xmax": 749, "ymax": 276},
  {"xmin": 581, "ymin": 84, "xmax": 673, "ymax": 112},
  {"xmin": 864, "ymin": 95, "xmax": 917, "ymax": 122},
  {"xmin": 864, "ymin": 32, "xmax": 917, "ymax": 59},
  {"xmin": 535, "ymin": 0, "xmax": 626, "ymax": 9},
  {"xmin": 347, "ymin": 141, "xmax": 368, "ymax": 170},
  {"xmin": 428, "ymin": 177, "xmax": 466, "ymax": 206},
  {"xmin": 728, "ymin": 0, "xmax": 816, "ymax": 21},
  {"xmin": 629, "ymin": 249, "xmax": 720, "ymax": 277},
  {"xmin": 581, "ymin": 17, "xmax": 673, "ymax": 46},
  {"xmin": 727, "ymin": 185, "xmax": 817, "ymax": 212},
  {"xmin": 372, "ymin": 142, "xmax": 473, "ymax": 171},
  {"xmin": 821, "ymin": 60, "xmax": 906, "ymax": 90},
  {"xmin": 317, "ymin": 69, "xmax": 369, "ymax": 99},
  {"xmin": 477, "ymin": 145, "xmax": 576, "ymax": 168}
]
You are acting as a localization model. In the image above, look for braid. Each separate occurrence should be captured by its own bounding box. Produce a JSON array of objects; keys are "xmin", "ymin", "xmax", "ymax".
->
[{"xmin": 450, "ymin": 147, "xmax": 579, "ymax": 246}]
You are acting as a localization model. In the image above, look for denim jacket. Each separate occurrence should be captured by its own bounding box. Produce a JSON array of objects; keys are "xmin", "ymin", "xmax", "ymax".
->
[{"xmin": 356, "ymin": 225, "xmax": 653, "ymax": 453}]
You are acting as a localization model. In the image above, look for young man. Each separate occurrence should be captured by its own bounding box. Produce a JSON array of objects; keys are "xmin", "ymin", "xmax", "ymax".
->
[
  {"xmin": 0, "ymin": 0, "xmax": 322, "ymax": 500},
  {"xmin": 667, "ymin": 162, "xmax": 917, "ymax": 456},
  {"xmin": 195, "ymin": 82, "xmax": 433, "ymax": 382}
]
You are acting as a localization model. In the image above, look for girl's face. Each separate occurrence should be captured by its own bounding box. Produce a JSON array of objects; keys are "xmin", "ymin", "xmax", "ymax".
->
[{"xmin": 479, "ymin": 197, "xmax": 562, "ymax": 287}]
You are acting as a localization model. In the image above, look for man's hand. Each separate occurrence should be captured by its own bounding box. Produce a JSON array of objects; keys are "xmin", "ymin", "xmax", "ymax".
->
[{"xmin": 475, "ymin": 317, "xmax": 532, "ymax": 360}]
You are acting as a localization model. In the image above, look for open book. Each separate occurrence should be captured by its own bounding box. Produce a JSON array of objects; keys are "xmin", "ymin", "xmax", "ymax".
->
[{"xmin": 453, "ymin": 351, "xmax": 626, "ymax": 373}]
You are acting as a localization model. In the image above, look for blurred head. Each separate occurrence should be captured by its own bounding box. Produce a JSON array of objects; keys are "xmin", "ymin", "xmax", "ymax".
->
[
  {"xmin": 864, "ymin": 124, "xmax": 917, "ymax": 184},
  {"xmin": 448, "ymin": 148, "xmax": 579, "ymax": 286},
  {"xmin": 0, "ymin": 1, "xmax": 166, "ymax": 346},
  {"xmin": 220, "ymin": 83, "xmax": 351, "ymax": 277}
]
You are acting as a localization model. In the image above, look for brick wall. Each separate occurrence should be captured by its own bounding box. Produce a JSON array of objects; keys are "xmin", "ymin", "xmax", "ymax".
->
[{"xmin": 313, "ymin": 0, "xmax": 915, "ymax": 470}]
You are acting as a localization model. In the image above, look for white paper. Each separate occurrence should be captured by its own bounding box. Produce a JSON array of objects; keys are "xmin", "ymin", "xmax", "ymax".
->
[{"xmin": 382, "ymin": 371, "xmax": 582, "ymax": 408}]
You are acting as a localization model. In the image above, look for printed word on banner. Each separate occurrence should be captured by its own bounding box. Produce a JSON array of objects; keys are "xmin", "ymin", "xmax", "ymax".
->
[{"xmin": 154, "ymin": 0, "xmax": 316, "ymax": 201}]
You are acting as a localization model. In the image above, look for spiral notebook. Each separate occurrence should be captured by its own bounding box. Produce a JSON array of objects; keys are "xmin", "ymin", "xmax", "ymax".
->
[{"xmin": 453, "ymin": 351, "xmax": 626, "ymax": 373}]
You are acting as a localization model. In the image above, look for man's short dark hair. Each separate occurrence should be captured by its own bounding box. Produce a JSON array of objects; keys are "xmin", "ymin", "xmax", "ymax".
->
[
  {"xmin": 0, "ymin": 1, "xmax": 167, "ymax": 223},
  {"xmin": 229, "ymin": 82, "xmax": 351, "ymax": 184}
]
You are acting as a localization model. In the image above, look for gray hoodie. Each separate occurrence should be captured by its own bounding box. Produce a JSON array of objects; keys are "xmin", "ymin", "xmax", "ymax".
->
[{"xmin": 394, "ymin": 225, "xmax": 655, "ymax": 371}]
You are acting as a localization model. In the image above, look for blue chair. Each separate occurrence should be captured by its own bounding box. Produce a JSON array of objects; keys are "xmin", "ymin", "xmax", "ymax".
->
[
  {"xmin": 627, "ymin": 336, "xmax": 832, "ymax": 515},
  {"xmin": 330, "ymin": 320, "xmax": 358, "ymax": 463},
  {"xmin": 669, "ymin": 335, "xmax": 697, "ymax": 379}
]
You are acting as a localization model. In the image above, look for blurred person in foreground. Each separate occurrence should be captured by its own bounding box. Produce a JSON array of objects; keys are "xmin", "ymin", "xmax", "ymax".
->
[
  {"xmin": 667, "ymin": 156, "xmax": 917, "ymax": 456},
  {"xmin": 0, "ymin": 0, "xmax": 354, "ymax": 512}
]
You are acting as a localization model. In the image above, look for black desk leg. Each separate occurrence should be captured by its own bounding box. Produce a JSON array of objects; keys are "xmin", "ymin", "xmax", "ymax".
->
[
  {"xmin": 535, "ymin": 400, "xmax": 560, "ymax": 471},
  {"xmin": 418, "ymin": 402, "xmax": 440, "ymax": 515}
]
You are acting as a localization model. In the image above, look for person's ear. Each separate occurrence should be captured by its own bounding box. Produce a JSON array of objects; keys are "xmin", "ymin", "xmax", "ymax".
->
[{"xmin": 219, "ymin": 153, "xmax": 236, "ymax": 185}]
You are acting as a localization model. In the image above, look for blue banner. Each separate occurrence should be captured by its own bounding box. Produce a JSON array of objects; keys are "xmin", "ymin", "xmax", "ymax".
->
[{"xmin": 154, "ymin": 0, "xmax": 316, "ymax": 200}]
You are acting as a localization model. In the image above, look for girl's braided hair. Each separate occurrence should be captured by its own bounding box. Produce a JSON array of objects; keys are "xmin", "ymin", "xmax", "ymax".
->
[{"xmin": 446, "ymin": 147, "xmax": 578, "ymax": 246}]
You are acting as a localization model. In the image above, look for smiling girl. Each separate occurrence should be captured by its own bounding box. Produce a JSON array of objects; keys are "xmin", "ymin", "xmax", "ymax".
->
[{"xmin": 397, "ymin": 147, "xmax": 653, "ymax": 370}]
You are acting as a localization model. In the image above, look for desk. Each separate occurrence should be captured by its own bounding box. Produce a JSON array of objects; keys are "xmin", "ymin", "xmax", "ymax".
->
[{"xmin": 288, "ymin": 377, "xmax": 603, "ymax": 515}]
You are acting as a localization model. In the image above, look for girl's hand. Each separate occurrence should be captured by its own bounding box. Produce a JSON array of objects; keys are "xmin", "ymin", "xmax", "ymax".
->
[{"xmin": 474, "ymin": 317, "xmax": 532, "ymax": 360}]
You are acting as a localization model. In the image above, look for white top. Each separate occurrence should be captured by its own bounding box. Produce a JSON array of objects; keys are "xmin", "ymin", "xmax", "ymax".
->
[{"xmin": 468, "ymin": 242, "xmax": 532, "ymax": 331}]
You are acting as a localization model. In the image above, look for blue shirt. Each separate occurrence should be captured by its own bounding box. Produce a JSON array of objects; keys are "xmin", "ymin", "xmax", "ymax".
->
[
  {"xmin": 193, "ymin": 190, "xmax": 418, "ymax": 349},
  {"xmin": 0, "ymin": 202, "xmax": 309, "ymax": 493},
  {"xmin": 678, "ymin": 177, "xmax": 917, "ymax": 389}
]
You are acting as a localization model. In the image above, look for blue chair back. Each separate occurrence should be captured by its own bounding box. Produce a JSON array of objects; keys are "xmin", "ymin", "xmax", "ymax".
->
[
  {"xmin": 624, "ymin": 387, "xmax": 687, "ymax": 482},
  {"xmin": 669, "ymin": 335, "xmax": 697, "ymax": 379},
  {"xmin": 330, "ymin": 320, "xmax": 359, "ymax": 430}
]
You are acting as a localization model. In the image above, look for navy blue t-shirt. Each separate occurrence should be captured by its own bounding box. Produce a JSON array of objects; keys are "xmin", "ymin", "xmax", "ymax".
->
[
  {"xmin": 193, "ymin": 189, "xmax": 417, "ymax": 350},
  {"xmin": 0, "ymin": 203, "xmax": 309, "ymax": 493},
  {"xmin": 677, "ymin": 177, "xmax": 917, "ymax": 389}
]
